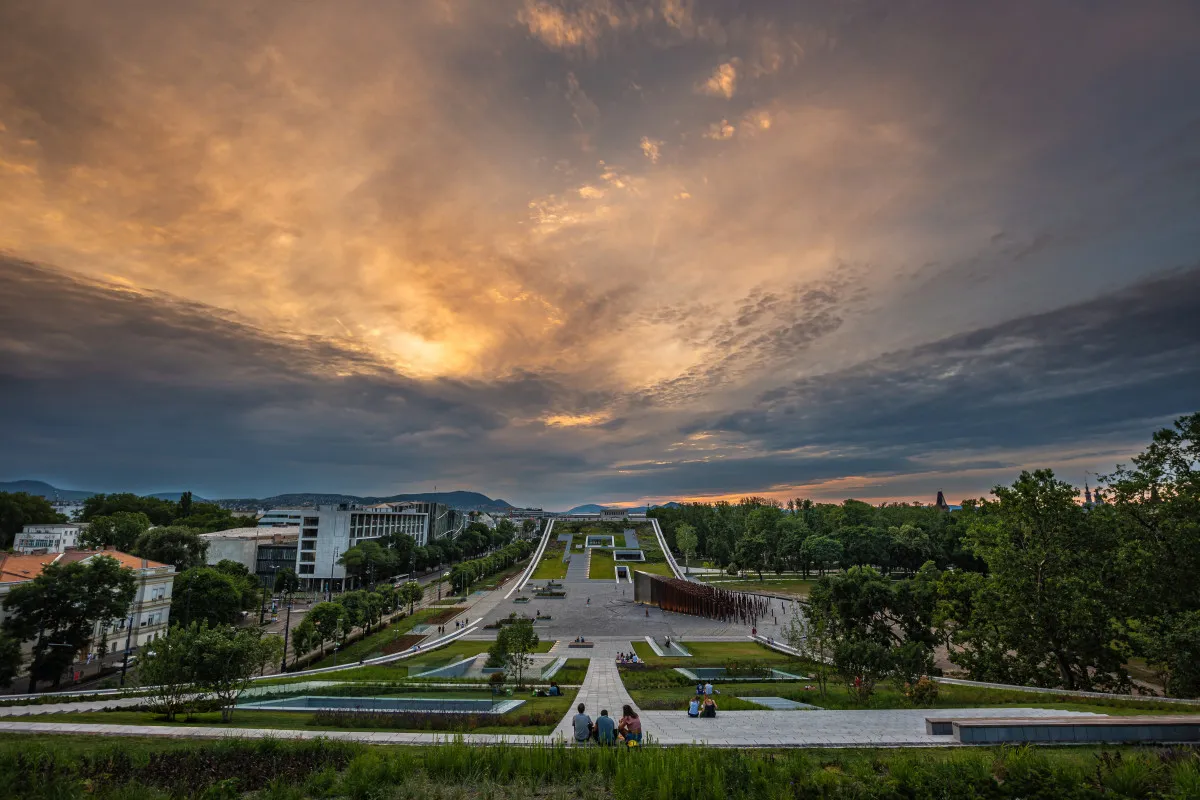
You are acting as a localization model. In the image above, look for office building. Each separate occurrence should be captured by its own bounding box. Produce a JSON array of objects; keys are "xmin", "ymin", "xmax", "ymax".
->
[
  {"xmin": 294, "ymin": 502, "xmax": 459, "ymax": 592},
  {"xmin": 13, "ymin": 523, "xmax": 85, "ymax": 554},
  {"xmin": 258, "ymin": 508, "xmax": 305, "ymax": 528},
  {"xmin": 200, "ymin": 527, "xmax": 300, "ymax": 586},
  {"xmin": 0, "ymin": 550, "xmax": 175, "ymax": 650}
]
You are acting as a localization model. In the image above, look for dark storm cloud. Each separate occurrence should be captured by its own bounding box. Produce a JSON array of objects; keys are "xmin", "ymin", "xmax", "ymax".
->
[{"xmin": 694, "ymin": 266, "xmax": 1200, "ymax": 456}]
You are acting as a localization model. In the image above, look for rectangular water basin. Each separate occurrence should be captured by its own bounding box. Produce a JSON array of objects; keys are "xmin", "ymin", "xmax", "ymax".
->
[{"xmin": 237, "ymin": 695, "xmax": 525, "ymax": 714}]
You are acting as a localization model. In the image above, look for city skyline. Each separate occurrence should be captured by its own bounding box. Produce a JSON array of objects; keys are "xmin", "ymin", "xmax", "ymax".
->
[{"xmin": 2, "ymin": 1, "xmax": 1199, "ymax": 509}]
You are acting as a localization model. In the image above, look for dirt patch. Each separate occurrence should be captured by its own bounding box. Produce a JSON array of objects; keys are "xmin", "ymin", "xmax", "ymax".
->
[
  {"xmin": 381, "ymin": 634, "xmax": 427, "ymax": 655},
  {"xmin": 423, "ymin": 607, "xmax": 462, "ymax": 626}
]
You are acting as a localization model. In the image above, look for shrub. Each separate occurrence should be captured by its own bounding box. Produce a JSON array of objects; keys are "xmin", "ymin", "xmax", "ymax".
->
[{"xmin": 903, "ymin": 676, "xmax": 939, "ymax": 707}]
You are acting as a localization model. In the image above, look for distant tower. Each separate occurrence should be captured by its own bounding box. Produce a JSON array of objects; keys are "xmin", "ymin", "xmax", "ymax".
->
[
  {"xmin": 1085, "ymin": 482, "xmax": 1093, "ymax": 507},
  {"xmin": 935, "ymin": 490, "xmax": 950, "ymax": 511}
]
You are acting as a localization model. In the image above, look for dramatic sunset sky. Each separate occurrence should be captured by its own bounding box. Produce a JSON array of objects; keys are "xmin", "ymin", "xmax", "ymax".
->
[{"xmin": 2, "ymin": 1, "xmax": 1198, "ymax": 508}]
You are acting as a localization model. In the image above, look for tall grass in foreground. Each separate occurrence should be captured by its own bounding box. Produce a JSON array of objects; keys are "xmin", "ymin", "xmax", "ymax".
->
[{"xmin": 5, "ymin": 737, "xmax": 1200, "ymax": 799}]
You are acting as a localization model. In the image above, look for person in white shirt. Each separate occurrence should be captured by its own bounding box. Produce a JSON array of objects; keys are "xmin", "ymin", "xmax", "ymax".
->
[{"xmin": 703, "ymin": 681, "xmax": 713, "ymax": 696}]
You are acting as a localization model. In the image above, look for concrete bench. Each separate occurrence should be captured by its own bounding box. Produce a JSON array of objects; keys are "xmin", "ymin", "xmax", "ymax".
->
[
  {"xmin": 926, "ymin": 715, "xmax": 1200, "ymax": 744},
  {"xmin": 568, "ymin": 642, "xmax": 595, "ymax": 648}
]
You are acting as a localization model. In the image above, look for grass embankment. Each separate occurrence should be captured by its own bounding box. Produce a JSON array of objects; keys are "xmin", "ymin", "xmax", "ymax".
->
[
  {"xmin": 265, "ymin": 639, "xmax": 557, "ymax": 683},
  {"xmin": 43, "ymin": 691, "xmax": 576, "ymax": 735},
  {"xmin": 304, "ymin": 607, "xmax": 463, "ymax": 670},
  {"xmin": 551, "ymin": 658, "xmax": 590, "ymax": 684},
  {"xmin": 476, "ymin": 558, "xmax": 533, "ymax": 591},
  {"xmin": 588, "ymin": 547, "xmax": 615, "ymax": 579},
  {"xmin": 530, "ymin": 536, "xmax": 570, "ymax": 581},
  {"xmin": 629, "ymin": 640, "xmax": 798, "ymax": 668},
  {"xmin": 700, "ymin": 576, "xmax": 818, "ymax": 598},
  {"xmin": 8, "ymin": 736, "xmax": 1200, "ymax": 799}
]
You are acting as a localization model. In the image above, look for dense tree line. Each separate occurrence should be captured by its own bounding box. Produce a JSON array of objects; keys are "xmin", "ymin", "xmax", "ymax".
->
[
  {"xmin": 82, "ymin": 491, "xmax": 245, "ymax": 534},
  {"xmin": 652, "ymin": 495, "xmax": 981, "ymax": 577},
  {"xmin": 336, "ymin": 520, "xmax": 517, "ymax": 588},
  {"xmin": 670, "ymin": 412, "xmax": 1200, "ymax": 699}
]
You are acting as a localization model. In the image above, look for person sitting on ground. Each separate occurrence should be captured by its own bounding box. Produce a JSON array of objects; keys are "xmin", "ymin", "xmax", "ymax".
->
[
  {"xmin": 695, "ymin": 682, "xmax": 704, "ymax": 696},
  {"xmin": 617, "ymin": 704, "xmax": 642, "ymax": 744},
  {"xmin": 595, "ymin": 709, "xmax": 617, "ymax": 745},
  {"xmin": 703, "ymin": 681, "xmax": 713, "ymax": 696},
  {"xmin": 687, "ymin": 697, "xmax": 701, "ymax": 717},
  {"xmin": 700, "ymin": 697, "xmax": 717, "ymax": 718},
  {"xmin": 572, "ymin": 703, "xmax": 593, "ymax": 744},
  {"xmin": 548, "ymin": 681, "xmax": 561, "ymax": 697}
]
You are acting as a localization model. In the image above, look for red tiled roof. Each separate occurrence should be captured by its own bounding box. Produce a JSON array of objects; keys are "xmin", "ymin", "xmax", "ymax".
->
[{"xmin": 0, "ymin": 549, "xmax": 170, "ymax": 583}]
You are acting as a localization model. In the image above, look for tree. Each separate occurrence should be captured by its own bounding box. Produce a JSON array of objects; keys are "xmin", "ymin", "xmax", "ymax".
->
[
  {"xmin": 495, "ymin": 618, "xmax": 539, "ymax": 687},
  {"xmin": 785, "ymin": 607, "xmax": 832, "ymax": 697},
  {"xmin": 943, "ymin": 470, "xmax": 1130, "ymax": 691},
  {"xmin": 134, "ymin": 526, "xmax": 208, "ymax": 572},
  {"xmin": 806, "ymin": 564, "xmax": 939, "ymax": 702},
  {"xmin": 308, "ymin": 602, "xmax": 345, "ymax": 656},
  {"xmin": 274, "ymin": 567, "xmax": 300, "ymax": 595},
  {"xmin": 292, "ymin": 618, "xmax": 317, "ymax": 661},
  {"xmin": 0, "ymin": 632, "xmax": 23, "ymax": 689},
  {"xmin": 257, "ymin": 635, "xmax": 285, "ymax": 676},
  {"xmin": 138, "ymin": 622, "xmax": 204, "ymax": 720},
  {"xmin": 521, "ymin": 519, "xmax": 536, "ymax": 539},
  {"xmin": 213, "ymin": 560, "xmax": 261, "ymax": 610},
  {"xmin": 178, "ymin": 491, "xmax": 193, "ymax": 518},
  {"xmin": 800, "ymin": 535, "xmax": 841, "ymax": 577},
  {"xmin": 0, "ymin": 492, "xmax": 66, "ymax": 549},
  {"xmin": 82, "ymin": 493, "xmax": 177, "ymax": 526},
  {"xmin": 81, "ymin": 511, "xmax": 151, "ymax": 551},
  {"xmin": 1102, "ymin": 412, "xmax": 1200, "ymax": 696},
  {"xmin": 193, "ymin": 625, "xmax": 270, "ymax": 722},
  {"xmin": 2, "ymin": 555, "xmax": 136, "ymax": 690},
  {"xmin": 399, "ymin": 580, "xmax": 424, "ymax": 614},
  {"xmin": 675, "ymin": 523, "xmax": 698, "ymax": 575},
  {"xmin": 338, "ymin": 540, "xmax": 395, "ymax": 587},
  {"xmin": 170, "ymin": 568, "xmax": 245, "ymax": 628}
]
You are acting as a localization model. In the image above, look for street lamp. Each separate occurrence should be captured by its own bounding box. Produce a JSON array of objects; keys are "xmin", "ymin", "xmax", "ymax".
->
[{"xmin": 279, "ymin": 595, "xmax": 293, "ymax": 673}]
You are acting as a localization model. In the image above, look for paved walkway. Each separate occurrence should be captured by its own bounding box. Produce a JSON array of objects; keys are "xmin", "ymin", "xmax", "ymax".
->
[
  {"xmin": 642, "ymin": 707, "xmax": 1102, "ymax": 746},
  {"xmin": 549, "ymin": 639, "xmax": 637, "ymax": 742}
]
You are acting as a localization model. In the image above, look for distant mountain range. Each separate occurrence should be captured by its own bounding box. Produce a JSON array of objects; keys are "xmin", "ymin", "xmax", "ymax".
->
[
  {"xmin": 0, "ymin": 480, "xmax": 96, "ymax": 501},
  {"xmin": 563, "ymin": 502, "xmax": 682, "ymax": 514},
  {"xmin": 217, "ymin": 491, "xmax": 515, "ymax": 513},
  {"xmin": 0, "ymin": 481, "xmax": 207, "ymax": 503},
  {"xmin": 1, "ymin": 481, "xmax": 513, "ymax": 513}
]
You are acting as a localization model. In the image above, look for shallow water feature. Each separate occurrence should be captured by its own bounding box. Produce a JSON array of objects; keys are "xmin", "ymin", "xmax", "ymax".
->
[{"xmin": 237, "ymin": 695, "xmax": 525, "ymax": 714}]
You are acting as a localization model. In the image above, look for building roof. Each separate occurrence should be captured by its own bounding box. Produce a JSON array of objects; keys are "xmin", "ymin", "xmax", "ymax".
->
[
  {"xmin": 0, "ymin": 549, "xmax": 169, "ymax": 583},
  {"xmin": 199, "ymin": 526, "xmax": 299, "ymax": 541}
]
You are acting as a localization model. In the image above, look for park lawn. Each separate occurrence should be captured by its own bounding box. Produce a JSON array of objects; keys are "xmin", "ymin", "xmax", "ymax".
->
[
  {"xmin": 41, "ymin": 692, "xmax": 576, "ymax": 735},
  {"xmin": 530, "ymin": 538, "xmax": 569, "ymax": 580},
  {"xmin": 476, "ymin": 558, "xmax": 532, "ymax": 591},
  {"xmin": 629, "ymin": 640, "xmax": 799, "ymax": 667},
  {"xmin": 631, "ymin": 562, "xmax": 677, "ymax": 577},
  {"xmin": 700, "ymin": 577, "xmax": 818, "ymax": 599},
  {"xmin": 551, "ymin": 658, "xmax": 590, "ymax": 684},
  {"xmin": 588, "ymin": 547, "xmax": 615, "ymax": 579},
  {"xmin": 303, "ymin": 607, "xmax": 453, "ymax": 670}
]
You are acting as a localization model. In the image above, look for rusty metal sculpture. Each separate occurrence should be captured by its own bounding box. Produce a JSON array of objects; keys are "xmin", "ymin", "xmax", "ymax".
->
[{"xmin": 645, "ymin": 575, "xmax": 770, "ymax": 626}]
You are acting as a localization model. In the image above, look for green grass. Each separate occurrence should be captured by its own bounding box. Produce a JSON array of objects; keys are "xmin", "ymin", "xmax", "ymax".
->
[
  {"xmin": 631, "ymin": 562, "xmax": 679, "ymax": 577},
  {"xmin": 700, "ymin": 577, "xmax": 818, "ymax": 598},
  {"xmin": 476, "ymin": 558, "xmax": 532, "ymax": 591},
  {"xmin": 629, "ymin": 640, "xmax": 801, "ymax": 667},
  {"xmin": 588, "ymin": 547, "xmax": 614, "ymax": 578},
  {"xmin": 8, "ymin": 735, "xmax": 1200, "ymax": 800},
  {"xmin": 551, "ymin": 658, "xmax": 590, "ymax": 684},
  {"xmin": 530, "ymin": 537, "xmax": 569, "ymax": 580},
  {"xmin": 304, "ymin": 607, "xmax": 450, "ymax": 670}
]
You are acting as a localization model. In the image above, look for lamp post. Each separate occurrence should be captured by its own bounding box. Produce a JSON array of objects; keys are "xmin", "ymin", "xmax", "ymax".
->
[{"xmin": 279, "ymin": 596, "xmax": 293, "ymax": 673}]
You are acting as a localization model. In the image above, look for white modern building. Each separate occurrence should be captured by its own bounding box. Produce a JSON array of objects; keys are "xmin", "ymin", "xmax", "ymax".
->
[
  {"xmin": 258, "ymin": 508, "xmax": 305, "ymax": 528},
  {"xmin": 13, "ymin": 523, "xmax": 85, "ymax": 554},
  {"xmin": 294, "ymin": 502, "xmax": 457, "ymax": 592}
]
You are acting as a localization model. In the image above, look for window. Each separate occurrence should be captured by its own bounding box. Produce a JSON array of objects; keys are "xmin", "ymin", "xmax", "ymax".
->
[
  {"xmin": 301, "ymin": 540, "xmax": 316, "ymax": 551},
  {"xmin": 299, "ymin": 564, "xmax": 315, "ymax": 575},
  {"xmin": 300, "ymin": 552, "xmax": 316, "ymax": 563}
]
